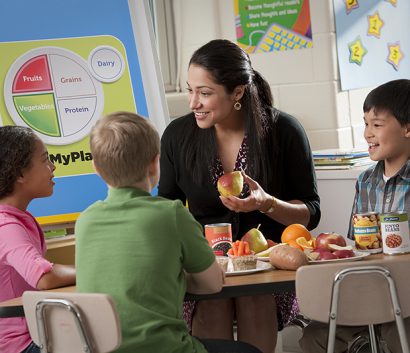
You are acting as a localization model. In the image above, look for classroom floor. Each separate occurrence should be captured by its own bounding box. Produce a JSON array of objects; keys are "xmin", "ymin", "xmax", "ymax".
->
[
  {"xmin": 233, "ymin": 324, "xmax": 303, "ymax": 353},
  {"xmin": 276, "ymin": 326, "xmax": 303, "ymax": 353}
]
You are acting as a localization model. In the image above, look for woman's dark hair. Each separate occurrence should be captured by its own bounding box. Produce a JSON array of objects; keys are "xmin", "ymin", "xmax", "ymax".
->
[
  {"xmin": 183, "ymin": 39, "xmax": 278, "ymax": 187},
  {"xmin": 363, "ymin": 79, "xmax": 410, "ymax": 126},
  {"xmin": 0, "ymin": 126, "xmax": 37, "ymax": 198}
]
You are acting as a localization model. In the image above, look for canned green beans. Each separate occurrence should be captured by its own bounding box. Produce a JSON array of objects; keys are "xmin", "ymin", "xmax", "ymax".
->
[{"xmin": 380, "ymin": 212, "xmax": 410, "ymax": 255}]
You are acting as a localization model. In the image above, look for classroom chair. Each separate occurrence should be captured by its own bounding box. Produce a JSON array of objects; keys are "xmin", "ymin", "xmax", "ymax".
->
[
  {"xmin": 295, "ymin": 258, "xmax": 410, "ymax": 353},
  {"xmin": 22, "ymin": 291, "xmax": 122, "ymax": 353}
]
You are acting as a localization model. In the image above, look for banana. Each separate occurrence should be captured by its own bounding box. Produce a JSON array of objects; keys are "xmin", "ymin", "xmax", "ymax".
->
[{"xmin": 255, "ymin": 246, "xmax": 276, "ymax": 257}]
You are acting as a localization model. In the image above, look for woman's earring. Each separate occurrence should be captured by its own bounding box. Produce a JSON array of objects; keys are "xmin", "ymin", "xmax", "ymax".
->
[{"xmin": 234, "ymin": 101, "xmax": 242, "ymax": 111}]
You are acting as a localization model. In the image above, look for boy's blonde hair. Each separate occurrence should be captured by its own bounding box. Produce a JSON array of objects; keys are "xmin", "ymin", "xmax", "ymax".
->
[{"xmin": 90, "ymin": 111, "xmax": 160, "ymax": 187}]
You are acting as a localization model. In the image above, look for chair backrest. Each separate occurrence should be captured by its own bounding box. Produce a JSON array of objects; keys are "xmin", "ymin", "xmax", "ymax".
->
[
  {"xmin": 23, "ymin": 291, "xmax": 121, "ymax": 353},
  {"xmin": 295, "ymin": 257, "xmax": 410, "ymax": 326}
]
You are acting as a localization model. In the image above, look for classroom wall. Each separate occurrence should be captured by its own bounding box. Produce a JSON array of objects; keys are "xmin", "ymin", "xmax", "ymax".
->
[{"xmin": 165, "ymin": 0, "xmax": 376, "ymax": 151}]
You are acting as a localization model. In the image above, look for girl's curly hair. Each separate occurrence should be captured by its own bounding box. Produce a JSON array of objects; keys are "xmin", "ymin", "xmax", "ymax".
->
[{"xmin": 0, "ymin": 126, "xmax": 37, "ymax": 198}]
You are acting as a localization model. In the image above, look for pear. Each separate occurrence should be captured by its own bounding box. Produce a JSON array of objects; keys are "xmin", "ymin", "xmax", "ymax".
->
[
  {"xmin": 217, "ymin": 171, "xmax": 244, "ymax": 197},
  {"xmin": 241, "ymin": 224, "xmax": 269, "ymax": 253}
]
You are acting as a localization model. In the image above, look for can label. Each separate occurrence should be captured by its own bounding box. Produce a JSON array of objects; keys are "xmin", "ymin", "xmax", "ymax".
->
[
  {"xmin": 204, "ymin": 223, "xmax": 232, "ymax": 256},
  {"xmin": 353, "ymin": 212, "xmax": 382, "ymax": 253},
  {"xmin": 380, "ymin": 212, "xmax": 410, "ymax": 255}
]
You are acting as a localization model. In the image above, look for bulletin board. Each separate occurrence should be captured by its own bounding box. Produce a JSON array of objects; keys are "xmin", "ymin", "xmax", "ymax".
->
[
  {"xmin": 333, "ymin": 0, "xmax": 410, "ymax": 91},
  {"xmin": 234, "ymin": 0, "xmax": 312, "ymax": 54},
  {"xmin": 0, "ymin": 0, "xmax": 169, "ymax": 221}
]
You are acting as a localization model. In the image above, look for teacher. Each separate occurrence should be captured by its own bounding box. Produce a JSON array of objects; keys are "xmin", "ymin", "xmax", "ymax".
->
[{"xmin": 158, "ymin": 39, "xmax": 320, "ymax": 353}]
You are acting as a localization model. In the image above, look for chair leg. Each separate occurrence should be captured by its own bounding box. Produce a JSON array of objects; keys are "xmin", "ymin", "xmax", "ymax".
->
[
  {"xmin": 369, "ymin": 324, "xmax": 380, "ymax": 353},
  {"xmin": 326, "ymin": 316, "xmax": 337, "ymax": 353},
  {"xmin": 393, "ymin": 314, "xmax": 410, "ymax": 353}
]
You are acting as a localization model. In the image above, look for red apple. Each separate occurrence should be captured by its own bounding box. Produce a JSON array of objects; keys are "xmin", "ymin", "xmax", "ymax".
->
[
  {"xmin": 307, "ymin": 248, "xmax": 331, "ymax": 260},
  {"xmin": 217, "ymin": 171, "xmax": 244, "ymax": 197},
  {"xmin": 315, "ymin": 232, "xmax": 346, "ymax": 250},
  {"xmin": 333, "ymin": 250, "xmax": 355, "ymax": 259},
  {"xmin": 320, "ymin": 252, "xmax": 338, "ymax": 260}
]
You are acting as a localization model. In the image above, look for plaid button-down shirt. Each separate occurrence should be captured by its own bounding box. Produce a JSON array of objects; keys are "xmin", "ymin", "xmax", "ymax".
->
[{"xmin": 348, "ymin": 160, "xmax": 410, "ymax": 239}]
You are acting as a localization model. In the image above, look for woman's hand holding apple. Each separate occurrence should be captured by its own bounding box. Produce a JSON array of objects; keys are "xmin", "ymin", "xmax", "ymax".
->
[
  {"xmin": 219, "ymin": 172, "xmax": 272, "ymax": 213},
  {"xmin": 219, "ymin": 172, "xmax": 272, "ymax": 212}
]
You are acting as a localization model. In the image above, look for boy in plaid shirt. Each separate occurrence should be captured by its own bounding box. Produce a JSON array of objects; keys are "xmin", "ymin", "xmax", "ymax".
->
[{"xmin": 300, "ymin": 79, "xmax": 410, "ymax": 353}]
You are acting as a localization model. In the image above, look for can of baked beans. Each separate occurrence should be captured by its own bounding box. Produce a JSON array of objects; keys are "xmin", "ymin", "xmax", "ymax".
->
[
  {"xmin": 204, "ymin": 223, "xmax": 232, "ymax": 256},
  {"xmin": 353, "ymin": 212, "xmax": 382, "ymax": 253},
  {"xmin": 380, "ymin": 212, "xmax": 410, "ymax": 255}
]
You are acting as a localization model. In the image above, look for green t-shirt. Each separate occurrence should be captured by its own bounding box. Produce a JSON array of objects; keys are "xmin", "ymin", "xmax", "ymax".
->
[{"xmin": 75, "ymin": 187, "xmax": 215, "ymax": 353}]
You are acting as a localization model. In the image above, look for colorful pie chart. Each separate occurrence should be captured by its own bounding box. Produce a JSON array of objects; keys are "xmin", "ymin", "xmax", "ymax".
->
[{"xmin": 4, "ymin": 47, "xmax": 104, "ymax": 145}]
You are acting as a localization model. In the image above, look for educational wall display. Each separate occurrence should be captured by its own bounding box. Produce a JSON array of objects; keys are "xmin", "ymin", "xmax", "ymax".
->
[
  {"xmin": 0, "ymin": 0, "xmax": 169, "ymax": 221},
  {"xmin": 334, "ymin": 0, "xmax": 410, "ymax": 91},
  {"xmin": 234, "ymin": 0, "xmax": 312, "ymax": 54},
  {"xmin": 1, "ymin": 37, "xmax": 134, "ymax": 178}
]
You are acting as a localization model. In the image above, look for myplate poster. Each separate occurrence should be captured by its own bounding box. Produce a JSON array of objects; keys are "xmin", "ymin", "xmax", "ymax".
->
[
  {"xmin": 234, "ymin": 0, "xmax": 312, "ymax": 54},
  {"xmin": 0, "ymin": 1, "xmax": 154, "ymax": 219},
  {"xmin": 334, "ymin": 0, "xmax": 410, "ymax": 91}
]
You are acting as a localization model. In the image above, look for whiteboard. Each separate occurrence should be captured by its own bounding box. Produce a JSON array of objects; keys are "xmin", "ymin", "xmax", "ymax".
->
[{"xmin": 0, "ymin": 0, "xmax": 169, "ymax": 221}]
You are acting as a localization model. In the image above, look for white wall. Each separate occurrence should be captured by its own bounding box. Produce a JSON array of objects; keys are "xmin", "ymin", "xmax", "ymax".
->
[{"xmin": 165, "ymin": 0, "xmax": 376, "ymax": 151}]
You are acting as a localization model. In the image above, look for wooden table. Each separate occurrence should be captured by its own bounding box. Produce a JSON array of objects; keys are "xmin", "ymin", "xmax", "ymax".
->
[
  {"xmin": 2, "ymin": 252, "xmax": 407, "ymax": 318},
  {"xmin": 0, "ymin": 285, "xmax": 76, "ymax": 318},
  {"xmin": 0, "ymin": 265, "xmax": 295, "ymax": 318},
  {"xmin": 187, "ymin": 266, "xmax": 296, "ymax": 300}
]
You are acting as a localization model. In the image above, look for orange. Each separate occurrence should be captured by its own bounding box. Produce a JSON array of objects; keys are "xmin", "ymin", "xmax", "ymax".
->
[
  {"xmin": 287, "ymin": 239, "xmax": 304, "ymax": 251},
  {"xmin": 281, "ymin": 224, "xmax": 312, "ymax": 244},
  {"xmin": 295, "ymin": 236, "xmax": 314, "ymax": 250}
]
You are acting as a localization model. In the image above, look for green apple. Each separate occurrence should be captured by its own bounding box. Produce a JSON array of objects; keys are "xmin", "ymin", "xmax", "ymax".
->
[
  {"xmin": 241, "ymin": 224, "xmax": 269, "ymax": 253},
  {"xmin": 217, "ymin": 171, "xmax": 244, "ymax": 197}
]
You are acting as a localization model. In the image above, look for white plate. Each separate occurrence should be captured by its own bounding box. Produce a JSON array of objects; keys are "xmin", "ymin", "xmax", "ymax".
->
[
  {"xmin": 257, "ymin": 256, "xmax": 270, "ymax": 262},
  {"xmin": 308, "ymin": 251, "xmax": 370, "ymax": 264},
  {"xmin": 226, "ymin": 260, "xmax": 273, "ymax": 276}
]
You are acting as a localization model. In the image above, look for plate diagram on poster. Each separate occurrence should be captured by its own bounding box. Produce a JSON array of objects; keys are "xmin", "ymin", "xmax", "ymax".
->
[{"xmin": 4, "ymin": 46, "xmax": 125, "ymax": 145}]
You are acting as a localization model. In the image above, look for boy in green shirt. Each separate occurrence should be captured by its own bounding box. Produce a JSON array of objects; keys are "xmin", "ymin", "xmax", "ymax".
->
[{"xmin": 75, "ymin": 112, "xmax": 261, "ymax": 353}]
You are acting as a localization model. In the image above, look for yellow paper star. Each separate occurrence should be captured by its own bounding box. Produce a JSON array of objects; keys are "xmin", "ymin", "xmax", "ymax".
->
[
  {"xmin": 385, "ymin": 0, "xmax": 397, "ymax": 6},
  {"xmin": 367, "ymin": 12, "xmax": 384, "ymax": 38},
  {"xmin": 345, "ymin": 0, "xmax": 359, "ymax": 14},
  {"xmin": 348, "ymin": 37, "xmax": 367, "ymax": 65},
  {"xmin": 387, "ymin": 42, "xmax": 404, "ymax": 70}
]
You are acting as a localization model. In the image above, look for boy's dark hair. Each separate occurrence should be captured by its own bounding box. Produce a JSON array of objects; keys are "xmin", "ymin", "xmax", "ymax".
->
[
  {"xmin": 363, "ymin": 79, "xmax": 410, "ymax": 126},
  {"xmin": 0, "ymin": 126, "xmax": 37, "ymax": 198}
]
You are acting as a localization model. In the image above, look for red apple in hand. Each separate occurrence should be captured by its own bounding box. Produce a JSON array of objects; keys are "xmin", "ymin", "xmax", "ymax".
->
[
  {"xmin": 315, "ymin": 232, "xmax": 346, "ymax": 250},
  {"xmin": 217, "ymin": 171, "xmax": 244, "ymax": 197}
]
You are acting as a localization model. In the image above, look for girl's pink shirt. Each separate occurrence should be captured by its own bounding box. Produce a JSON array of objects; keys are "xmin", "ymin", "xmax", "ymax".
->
[{"xmin": 0, "ymin": 204, "xmax": 53, "ymax": 353}]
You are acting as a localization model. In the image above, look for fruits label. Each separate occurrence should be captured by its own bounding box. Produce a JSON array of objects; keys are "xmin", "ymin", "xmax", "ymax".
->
[
  {"xmin": 380, "ymin": 212, "xmax": 410, "ymax": 255},
  {"xmin": 353, "ymin": 212, "xmax": 382, "ymax": 253},
  {"xmin": 205, "ymin": 223, "xmax": 232, "ymax": 256}
]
